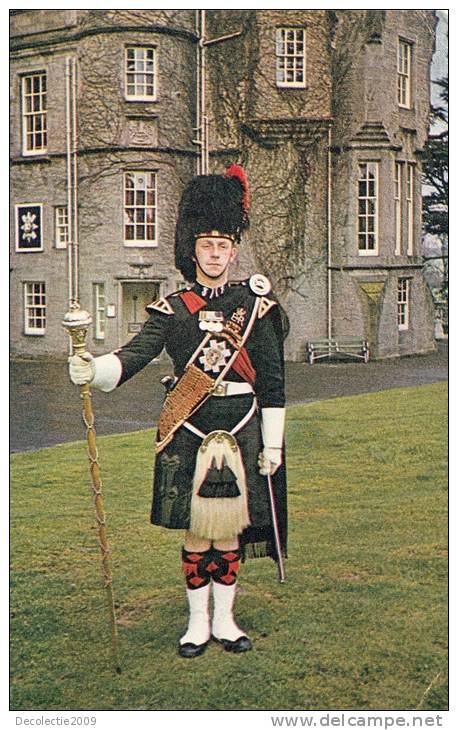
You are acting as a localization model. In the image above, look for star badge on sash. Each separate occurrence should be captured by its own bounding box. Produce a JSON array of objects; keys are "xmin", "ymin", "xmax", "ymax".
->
[{"xmin": 199, "ymin": 340, "xmax": 232, "ymax": 373}]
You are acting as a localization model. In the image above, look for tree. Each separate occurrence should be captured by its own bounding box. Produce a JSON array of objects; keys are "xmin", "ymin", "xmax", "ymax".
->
[
  {"xmin": 422, "ymin": 73, "xmax": 448, "ymax": 327},
  {"xmin": 422, "ymin": 74, "xmax": 448, "ymax": 237}
]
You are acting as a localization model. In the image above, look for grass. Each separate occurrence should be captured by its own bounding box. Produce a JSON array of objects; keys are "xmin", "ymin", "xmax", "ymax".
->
[{"xmin": 10, "ymin": 382, "xmax": 448, "ymax": 711}]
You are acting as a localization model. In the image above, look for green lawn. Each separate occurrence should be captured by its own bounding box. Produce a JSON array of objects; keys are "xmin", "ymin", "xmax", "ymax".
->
[{"xmin": 10, "ymin": 382, "xmax": 448, "ymax": 711}]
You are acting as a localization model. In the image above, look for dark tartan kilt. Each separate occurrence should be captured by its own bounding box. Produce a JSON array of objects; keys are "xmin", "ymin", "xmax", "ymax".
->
[{"xmin": 151, "ymin": 393, "xmax": 287, "ymax": 561}]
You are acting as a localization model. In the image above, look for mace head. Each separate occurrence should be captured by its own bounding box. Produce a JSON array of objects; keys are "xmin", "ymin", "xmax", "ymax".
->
[
  {"xmin": 62, "ymin": 302, "xmax": 92, "ymax": 332},
  {"xmin": 62, "ymin": 303, "xmax": 92, "ymax": 353}
]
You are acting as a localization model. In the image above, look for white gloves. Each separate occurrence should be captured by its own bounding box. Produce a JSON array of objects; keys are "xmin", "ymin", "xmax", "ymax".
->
[
  {"xmin": 68, "ymin": 352, "xmax": 95, "ymax": 385},
  {"xmin": 68, "ymin": 352, "xmax": 122, "ymax": 392},
  {"xmin": 258, "ymin": 407, "xmax": 285, "ymax": 476},
  {"xmin": 258, "ymin": 447, "xmax": 282, "ymax": 476}
]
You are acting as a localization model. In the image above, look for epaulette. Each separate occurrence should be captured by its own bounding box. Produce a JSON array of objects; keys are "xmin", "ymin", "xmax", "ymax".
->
[
  {"xmin": 258, "ymin": 296, "xmax": 277, "ymax": 319},
  {"xmin": 145, "ymin": 296, "xmax": 175, "ymax": 315}
]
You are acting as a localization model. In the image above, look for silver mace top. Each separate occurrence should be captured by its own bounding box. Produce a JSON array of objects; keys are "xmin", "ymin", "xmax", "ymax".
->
[{"xmin": 62, "ymin": 302, "xmax": 93, "ymax": 352}]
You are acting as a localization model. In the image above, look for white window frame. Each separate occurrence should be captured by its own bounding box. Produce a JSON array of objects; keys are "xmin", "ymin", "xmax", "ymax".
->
[
  {"xmin": 275, "ymin": 28, "xmax": 306, "ymax": 89},
  {"xmin": 406, "ymin": 163, "xmax": 414, "ymax": 255},
  {"xmin": 394, "ymin": 162, "xmax": 402, "ymax": 255},
  {"xmin": 397, "ymin": 278, "xmax": 410, "ymax": 331},
  {"xmin": 123, "ymin": 171, "xmax": 158, "ymax": 247},
  {"xmin": 21, "ymin": 71, "xmax": 47, "ymax": 156},
  {"xmin": 15, "ymin": 203, "xmax": 43, "ymax": 252},
  {"xmin": 357, "ymin": 162, "xmax": 379, "ymax": 256},
  {"xmin": 55, "ymin": 206, "xmax": 69, "ymax": 249},
  {"xmin": 93, "ymin": 283, "xmax": 106, "ymax": 340},
  {"xmin": 397, "ymin": 39, "xmax": 412, "ymax": 109},
  {"xmin": 125, "ymin": 46, "xmax": 157, "ymax": 101},
  {"xmin": 24, "ymin": 281, "xmax": 46, "ymax": 335}
]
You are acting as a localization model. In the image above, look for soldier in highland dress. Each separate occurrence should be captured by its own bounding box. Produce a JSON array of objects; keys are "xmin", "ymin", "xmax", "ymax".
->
[{"xmin": 69, "ymin": 166, "xmax": 287, "ymax": 658}]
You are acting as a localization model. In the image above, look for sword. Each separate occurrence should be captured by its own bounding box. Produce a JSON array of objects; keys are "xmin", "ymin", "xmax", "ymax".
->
[{"xmin": 265, "ymin": 472, "xmax": 286, "ymax": 584}]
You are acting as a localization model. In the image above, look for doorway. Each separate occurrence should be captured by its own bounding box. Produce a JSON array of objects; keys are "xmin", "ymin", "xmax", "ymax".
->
[{"xmin": 121, "ymin": 281, "xmax": 160, "ymax": 342}]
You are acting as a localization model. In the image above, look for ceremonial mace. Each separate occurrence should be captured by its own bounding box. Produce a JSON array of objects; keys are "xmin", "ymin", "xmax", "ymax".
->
[{"xmin": 62, "ymin": 303, "xmax": 121, "ymax": 674}]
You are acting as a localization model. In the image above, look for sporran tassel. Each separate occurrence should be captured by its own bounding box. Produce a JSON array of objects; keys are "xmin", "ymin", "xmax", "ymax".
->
[{"xmin": 190, "ymin": 431, "xmax": 250, "ymax": 540}]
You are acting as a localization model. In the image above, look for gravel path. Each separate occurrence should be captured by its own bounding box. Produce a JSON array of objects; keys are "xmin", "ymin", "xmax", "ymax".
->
[{"xmin": 10, "ymin": 344, "xmax": 447, "ymax": 453}]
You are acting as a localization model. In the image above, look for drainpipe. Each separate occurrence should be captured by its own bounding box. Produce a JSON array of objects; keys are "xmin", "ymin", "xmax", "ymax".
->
[
  {"xmin": 71, "ymin": 57, "xmax": 79, "ymax": 304},
  {"xmin": 195, "ymin": 11, "xmax": 201, "ymax": 175},
  {"xmin": 200, "ymin": 10, "xmax": 208, "ymax": 174},
  {"xmin": 65, "ymin": 57, "xmax": 73, "ymax": 309},
  {"xmin": 327, "ymin": 122, "xmax": 332, "ymax": 341},
  {"xmin": 194, "ymin": 11, "xmax": 242, "ymax": 175},
  {"xmin": 193, "ymin": 10, "xmax": 207, "ymax": 175}
]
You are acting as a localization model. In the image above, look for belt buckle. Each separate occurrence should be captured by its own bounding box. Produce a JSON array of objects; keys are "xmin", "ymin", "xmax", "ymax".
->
[{"xmin": 213, "ymin": 382, "xmax": 228, "ymax": 396}]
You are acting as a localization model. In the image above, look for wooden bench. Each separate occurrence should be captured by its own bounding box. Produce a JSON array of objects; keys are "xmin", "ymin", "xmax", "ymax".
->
[{"xmin": 306, "ymin": 337, "xmax": 370, "ymax": 364}]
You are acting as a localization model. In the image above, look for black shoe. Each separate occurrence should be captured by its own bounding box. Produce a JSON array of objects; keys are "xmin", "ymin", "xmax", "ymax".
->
[
  {"xmin": 212, "ymin": 635, "xmax": 252, "ymax": 653},
  {"xmin": 178, "ymin": 640, "xmax": 210, "ymax": 658}
]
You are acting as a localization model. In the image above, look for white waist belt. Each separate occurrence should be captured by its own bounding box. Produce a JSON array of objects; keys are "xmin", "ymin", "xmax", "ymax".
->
[
  {"xmin": 212, "ymin": 381, "xmax": 254, "ymax": 397},
  {"xmin": 183, "ymin": 398, "xmax": 258, "ymax": 440}
]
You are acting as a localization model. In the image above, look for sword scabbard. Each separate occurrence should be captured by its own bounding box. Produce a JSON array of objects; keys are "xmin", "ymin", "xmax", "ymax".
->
[{"xmin": 266, "ymin": 472, "xmax": 286, "ymax": 584}]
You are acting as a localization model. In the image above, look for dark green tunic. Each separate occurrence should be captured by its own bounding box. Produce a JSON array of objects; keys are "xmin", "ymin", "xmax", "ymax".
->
[{"xmin": 112, "ymin": 280, "xmax": 287, "ymax": 561}]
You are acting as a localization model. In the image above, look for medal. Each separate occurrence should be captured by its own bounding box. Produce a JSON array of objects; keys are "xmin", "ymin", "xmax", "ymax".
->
[{"xmin": 198, "ymin": 310, "xmax": 224, "ymax": 333}]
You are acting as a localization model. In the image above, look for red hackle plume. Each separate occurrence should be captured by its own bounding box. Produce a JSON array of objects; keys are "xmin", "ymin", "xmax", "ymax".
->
[{"xmin": 224, "ymin": 164, "xmax": 250, "ymax": 213}]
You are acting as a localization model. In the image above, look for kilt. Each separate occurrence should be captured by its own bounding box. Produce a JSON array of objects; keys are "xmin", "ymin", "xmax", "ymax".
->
[{"xmin": 151, "ymin": 392, "xmax": 287, "ymax": 561}]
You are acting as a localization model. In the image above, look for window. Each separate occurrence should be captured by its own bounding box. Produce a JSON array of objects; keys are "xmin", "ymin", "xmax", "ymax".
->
[
  {"xmin": 124, "ymin": 171, "xmax": 157, "ymax": 246},
  {"xmin": 394, "ymin": 162, "xmax": 402, "ymax": 255},
  {"xmin": 22, "ymin": 72, "xmax": 47, "ymax": 154},
  {"xmin": 406, "ymin": 163, "xmax": 414, "ymax": 255},
  {"xmin": 357, "ymin": 162, "xmax": 378, "ymax": 255},
  {"xmin": 24, "ymin": 282, "xmax": 46, "ymax": 335},
  {"xmin": 15, "ymin": 204, "xmax": 43, "ymax": 252},
  {"xmin": 397, "ymin": 278, "xmax": 410, "ymax": 331},
  {"xmin": 125, "ymin": 47, "xmax": 157, "ymax": 100},
  {"xmin": 93, "ymin": 283, "xmax": 106, "ymax": 340},
  {"xmin": 276, "ymin": 28, "xmax": 306, "ymax": 88},
  {"xmin": 55, "ymin": 206, "xmax": 69, "ymax": 249},
  {"xmin": 397, "ymin": 40, "xmax": 412, "ymax": 108}
]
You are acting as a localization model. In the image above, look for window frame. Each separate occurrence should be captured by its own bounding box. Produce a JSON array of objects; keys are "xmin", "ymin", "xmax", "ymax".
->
[
  {"xmin": 54, "ymin": 205, "xmax": 69, "ymax": 249},
  {"xmin": 397, "ymin": 278, "xmax": 410, "ymax": 331},
  {"xmin": 21, "ymin": 71, "xmax": 48, "ymax": 156},
  {"xmin": 394, "ymin": 162, "xmax": 403, "ymax": 255},
  {"xmin": 275, "ymin": 27, "xmax": 306, "ymax": 89},
  {"xmin": 123, "ymin": 170, "xmax": 158, "ymax": 247},
  {"xmin": 357, "ymin": 161, "xmax": 379, "ymax": 256},
  {"xmin": 406, "ymin": 163, "xmax": 414, "ymax": 255},
  {"xmin": 23, "ymin": 281, "xmax": 46, "ymax": 336},
  {"xmin": 124, "ymin": 46, "xmax": 157, "ymax": 102},
  {"xmin": 93, "ymin": 282, "xmax": 106, "ymax": 341},
  {"xmin": 397, "ymin": 39, "xmax": 412, "ymax": 109}
]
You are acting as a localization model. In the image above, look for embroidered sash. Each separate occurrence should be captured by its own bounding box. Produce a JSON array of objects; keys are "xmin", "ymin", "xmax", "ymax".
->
[{"xmin": 156, "ymin": 296, "xmax": 260, "ymax": 453}]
